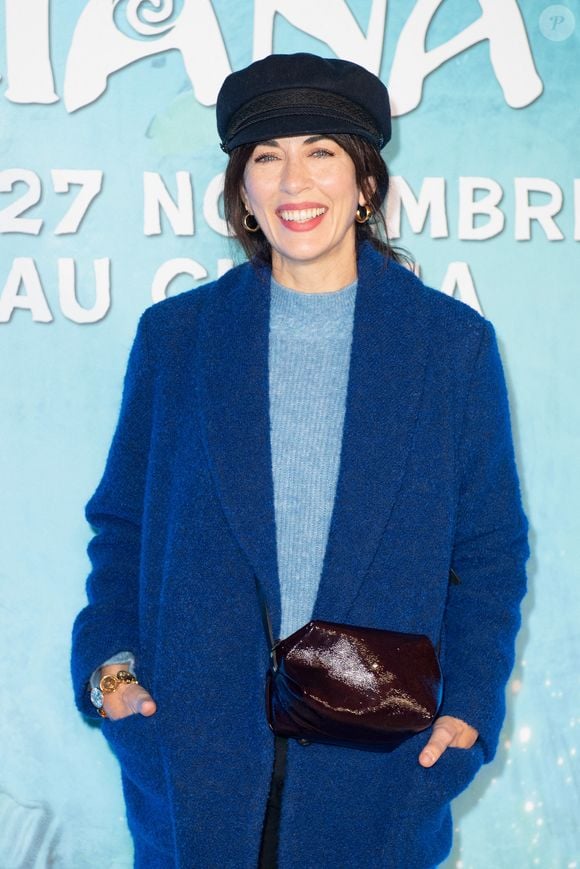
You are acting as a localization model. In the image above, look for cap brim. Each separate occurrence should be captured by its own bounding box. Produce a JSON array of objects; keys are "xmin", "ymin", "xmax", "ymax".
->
[{"xmin": 224, "ymin": 113, "xmax": 384, "ymax": 152}]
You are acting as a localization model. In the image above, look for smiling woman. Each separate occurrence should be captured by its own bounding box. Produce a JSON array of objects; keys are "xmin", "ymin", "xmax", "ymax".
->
[
  {"xmin": 71, "ymin": 51, "xmax": 529, "ymax": 869},
  {"xmin": 240, "ymin": 134, "xmax": 362, "ymax": 289},
  {"xmin": 223, "ymin": 127, "xmax": 407, "ymax": 281}
]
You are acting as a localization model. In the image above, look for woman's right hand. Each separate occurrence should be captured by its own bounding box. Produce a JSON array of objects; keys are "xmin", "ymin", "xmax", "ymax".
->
[{"xmin": 99, "ymin": 664, "xmax": 157, "ymax": 720}]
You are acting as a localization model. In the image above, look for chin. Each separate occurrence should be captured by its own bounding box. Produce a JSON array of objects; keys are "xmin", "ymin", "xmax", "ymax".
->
[{"xmin": 274, "ymin": 238, "xmax": 337, "ymax": 264}]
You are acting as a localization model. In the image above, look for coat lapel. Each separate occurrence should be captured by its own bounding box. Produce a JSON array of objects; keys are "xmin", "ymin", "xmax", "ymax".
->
[
  {"xmin": 196, "ymin": 243, "xmax": 431, "ymax": 637},
  {"xmin": 195, "ymin": 259, "xmax": 283, "ymax": 636},
  {"xmin": 312, "ymin": 244, "xmax": 431, "ymax": 622}
]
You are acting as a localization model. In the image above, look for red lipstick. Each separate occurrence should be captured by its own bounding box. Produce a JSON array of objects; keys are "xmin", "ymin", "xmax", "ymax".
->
[{"xmin": 276, "ymin": 202, "xmax": 327, "ymax": 233}]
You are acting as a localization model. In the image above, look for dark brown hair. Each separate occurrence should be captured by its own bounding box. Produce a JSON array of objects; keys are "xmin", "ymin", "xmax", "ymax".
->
[{"xmin": 222, "ymin": 133, "xmax": 413, "ymax": 268}]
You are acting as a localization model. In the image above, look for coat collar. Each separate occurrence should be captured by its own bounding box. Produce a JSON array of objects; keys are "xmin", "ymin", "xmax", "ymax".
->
[{"xmin": 196, "ymin": 242, "xmax": 431, "ymax": 639}]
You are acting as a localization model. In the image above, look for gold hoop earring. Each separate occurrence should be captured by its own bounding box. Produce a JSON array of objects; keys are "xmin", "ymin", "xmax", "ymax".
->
[
  {"xmin": 355, "ymin": 204, "xmax": 372, "ymax": 225},
  {"xmin": 243, "ymin": 211, "xmax": 260, "ymax": 233}
]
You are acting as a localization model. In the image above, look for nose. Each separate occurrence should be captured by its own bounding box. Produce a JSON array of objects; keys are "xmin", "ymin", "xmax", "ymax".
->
[{"xmin": 279, "ymin": 153, "xmax": 311, "ymax": 195}]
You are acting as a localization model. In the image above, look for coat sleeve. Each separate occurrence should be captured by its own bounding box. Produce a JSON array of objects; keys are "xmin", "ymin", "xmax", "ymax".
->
[
  {"xmin": 70, "ymin": 309, "xmax": 155, "ymax": 718},
  {"xmin": 438, "ymin": 319, "xmax": 530, "ymax": 762}
]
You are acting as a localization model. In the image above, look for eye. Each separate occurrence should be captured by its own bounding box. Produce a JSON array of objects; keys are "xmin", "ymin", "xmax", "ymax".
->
[
  {"xmin": 253, "ymin": 151, "xmax": 279, "ymax": 163},
  {"xmin": 311, "ymin": 148, "xmax": 334, "ymax": 158}
]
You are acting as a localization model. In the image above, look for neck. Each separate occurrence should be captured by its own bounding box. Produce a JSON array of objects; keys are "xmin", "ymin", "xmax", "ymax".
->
[{"xmin": 271, "ymin": 244, "xmax": 358, "ymax": 293}]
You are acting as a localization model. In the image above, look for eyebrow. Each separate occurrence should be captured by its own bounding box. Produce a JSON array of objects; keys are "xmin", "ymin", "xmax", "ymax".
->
[{"xmin": 255, "ymin": 135, "xmax": 332, "ymax": 147}]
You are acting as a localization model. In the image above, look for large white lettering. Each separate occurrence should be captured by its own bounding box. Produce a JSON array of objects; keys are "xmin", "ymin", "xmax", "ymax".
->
[
  {"xmin": 151, "ymin": 258, "xmax": 207, "ymax": 302},
  {"xmin": 1, "ymin": 1, "xmax": 543, "ymax": 115},
  {"xmin": 459, "ymin": 177, "xmax": 505, "ymax": 241},
  {"xmin": 0, "ymin": 169, "xmax": 43, "ymax": 234},
  {"xmin": 386, "ymin": 177, "xmax": 448, "ymax": 239},
  {"xmin": 58, "ymin": 258, "xmax": 111, "ymax": 323},
  {"xmin": 253, "ymin": 0, "xmax": 387, "ymax": 70},
  {"xmin": 51, "ymin": 170, "xmax": 104, "ymax": 235},
  {"xmin": 389, "ymin": 0, "xmax": 543, "ymax": 114},
  {"xmin": 63, "ymin": 0, "xmax": 231, "ymax": 112},
  {"xmin": 0, "ymin": 258, "xmax": 53, "ymax": 322},
  {"xmin": 3, "ymin": 0, "xmax": 58, "ymax": 103},
  {"xmin": 0, "ymin": 169, "xmax": 103, "ymax": 235},
  {"xmin": 203, "ymin": 173, "xmax": 230, "ymax": 238},
  {"xmin": 144, "ymin": 172, "xmax": 195, "ymax": 236},
  {"xmin": 514, "ymin": 178, "xmax": 564, "ymax": 241},
  {"xmin": 0, "ymin": 257, "xmax": 112, "ymax": 323}
]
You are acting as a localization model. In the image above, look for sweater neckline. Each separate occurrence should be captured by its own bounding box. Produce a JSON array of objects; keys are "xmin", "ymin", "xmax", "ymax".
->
[
  {"xmin": 271, "ymin": 275, "xmax": 358, "ymax": 296},
  {"xmin": 269, "ymin": 276, "xmax": 357, "ymax": 337}
]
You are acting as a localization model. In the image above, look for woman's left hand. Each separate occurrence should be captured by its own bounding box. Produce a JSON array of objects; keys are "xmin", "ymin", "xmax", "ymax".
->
[{"xmin": 418, "ymin": 716, "xmax": 479, "ymax": 767}]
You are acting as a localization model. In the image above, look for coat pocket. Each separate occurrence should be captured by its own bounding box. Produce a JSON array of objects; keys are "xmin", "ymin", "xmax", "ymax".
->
[
  {"xmin": 405, "ymin": 731, "xmax": 485, "ymax": 808},
  {"xmin": 380, "ymin": 733, "xmax": 484, "ymax": 869},
  {"xmin": 101, "ymin": 713, "xmax": 167, "ymax": 799}
]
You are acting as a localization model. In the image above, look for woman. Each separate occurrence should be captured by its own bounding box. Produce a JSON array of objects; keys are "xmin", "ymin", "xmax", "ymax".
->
[{"xmin": 71, "ymin": 53, "xmax": 529, "ymax": 868}]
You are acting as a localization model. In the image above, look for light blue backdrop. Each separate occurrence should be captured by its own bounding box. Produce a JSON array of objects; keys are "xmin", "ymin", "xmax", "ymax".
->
[{"xmin": 0, "ymin": 1, "xmax": 578, "ymax": 866}]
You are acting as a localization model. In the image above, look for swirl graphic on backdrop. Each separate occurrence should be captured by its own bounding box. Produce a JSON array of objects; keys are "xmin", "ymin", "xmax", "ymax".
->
[{"xmin": 113, "ymin": 0, "xmax": 182, "ymax": 39}]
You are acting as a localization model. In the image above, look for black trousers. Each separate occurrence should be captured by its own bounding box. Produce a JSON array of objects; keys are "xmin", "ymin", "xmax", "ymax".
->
[{"xmin": 258, "ymin": 735, "xmax": 289, "ymax": 868}]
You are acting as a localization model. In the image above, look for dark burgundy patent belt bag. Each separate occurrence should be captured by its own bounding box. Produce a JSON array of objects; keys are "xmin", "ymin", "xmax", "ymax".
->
[{"xmin": 254, "ymin": 573, "xmax": 453, "ymax": 749}]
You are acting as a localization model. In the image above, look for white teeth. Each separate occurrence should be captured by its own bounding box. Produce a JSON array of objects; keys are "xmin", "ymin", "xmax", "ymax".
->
[{"xmin": 279, "ymin": 207, "xmax": 326, "ymax": 222}]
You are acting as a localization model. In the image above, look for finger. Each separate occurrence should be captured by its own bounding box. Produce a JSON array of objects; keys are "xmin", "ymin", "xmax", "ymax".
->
[
  {"xmin": 448, "ymin": 721, "xmax": 479, "ymax": 749},
  {"xmin": 102, "ymin": 683, "xmax": 157, "ymax": 719},
  {"xmin": 124, "ymin": 684, "xmax": 157, "ymax": 717},
  {"xmin": 418, "ymin": 721, "xmax": 455, "ymax": 767}
]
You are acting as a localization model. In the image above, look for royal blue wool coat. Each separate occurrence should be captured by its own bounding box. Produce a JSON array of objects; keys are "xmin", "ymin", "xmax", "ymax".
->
[{"xmin": 71, "ymin": 241, "xmax": 529, "ymax": 868}]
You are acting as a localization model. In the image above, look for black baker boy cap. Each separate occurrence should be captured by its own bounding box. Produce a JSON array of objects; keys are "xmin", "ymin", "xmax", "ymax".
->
[{"xmin": 217, "ymin": 53, "xmax": 391, "ymax": 154}]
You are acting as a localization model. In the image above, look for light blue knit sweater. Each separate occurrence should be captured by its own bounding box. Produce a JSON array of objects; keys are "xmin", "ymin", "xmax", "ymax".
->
[{"xmin": 268, "ymin": 276, "xmax": 357, "ymax": 639}]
